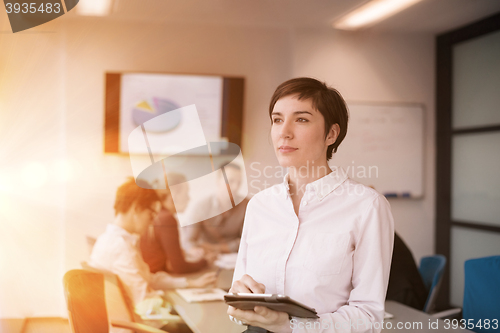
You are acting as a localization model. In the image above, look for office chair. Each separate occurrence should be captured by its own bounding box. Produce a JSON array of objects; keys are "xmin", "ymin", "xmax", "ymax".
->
[
  {"xmin": 463, "ymin": 256, "xmax": 500, "ymax": 333},
  {"xmin": 63, "ymin": 269, "xmax": 167, "ymax": 333},
  {"xmin": 80, "ymin": 261, "xmax": 140, "ymax": 326},
  {"xmin": 80, "ymin": 262, "xmax": 183, "ymax": 329},
  {"xmin": 418, "ymin": 254, "xmax": 446, "ymax": 313}
]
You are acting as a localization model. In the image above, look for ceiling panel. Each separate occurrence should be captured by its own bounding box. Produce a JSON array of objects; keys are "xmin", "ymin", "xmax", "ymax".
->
[{"xmin": 63, "ymin": 0, "xmax": 500, "ymax": 34}]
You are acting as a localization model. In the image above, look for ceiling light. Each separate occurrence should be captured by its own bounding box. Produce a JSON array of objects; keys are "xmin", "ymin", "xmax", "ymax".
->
[
  {"xmin": 333, "ymin": 0, "xmax": 423, "ymax": 30},
  {"xmin": 76, "ymin": 0, "xmax": 114, "ymax": 16}
]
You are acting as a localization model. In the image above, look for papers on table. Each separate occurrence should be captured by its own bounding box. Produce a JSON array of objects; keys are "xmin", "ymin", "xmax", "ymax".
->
[
  {"xmin": 134, "ymin": 296, "xmax": 182, "ymax": 327},
  {"xmin": 176, "ymin": 288, "xmax": 227, "ymax": 303}
]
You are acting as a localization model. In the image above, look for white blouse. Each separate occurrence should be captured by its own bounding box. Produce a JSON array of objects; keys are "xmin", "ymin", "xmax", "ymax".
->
[
  {"xmin": 90, "ymin": 224, "xmax": 187, "ymax": 305},
  {"xmin": 233, "ymin": 167, "xmax": 394, "ymax": 332}
]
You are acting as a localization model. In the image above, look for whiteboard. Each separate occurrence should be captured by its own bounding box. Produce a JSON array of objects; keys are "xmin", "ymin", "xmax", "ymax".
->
[{"xmin": 331, "ymin": 103, "xmax": 424, "ymax": 198}]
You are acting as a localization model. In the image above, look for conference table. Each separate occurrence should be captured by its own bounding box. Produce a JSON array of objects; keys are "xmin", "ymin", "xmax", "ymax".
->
[
  {"xmin": 166, "ymin": 269, "xmax": 472, "ymax": 333},
  {"xmin": 165, "ymin": 268, "xmax": 242, "ymax": 333},
  {"xmin": 383, "ymin": 301, "xmax": 472, "ymax": 332}
]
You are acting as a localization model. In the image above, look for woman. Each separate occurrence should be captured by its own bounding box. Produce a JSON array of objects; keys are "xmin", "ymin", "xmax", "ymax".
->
[
  {"xmin": 227, "ymin": 78, "xmax": 394, "ymax": 332},
  {"xmin": 140, "ymin": 173, "xmax": 217, "ymax": 275},
  {"xmin": 90, "ymin": 177, "xmax": 215, "ymax": 333}
]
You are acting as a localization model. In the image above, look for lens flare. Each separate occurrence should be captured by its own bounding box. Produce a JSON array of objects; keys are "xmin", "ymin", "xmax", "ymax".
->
[{"xmin": 21, "ymin": 162, "xmax": 48, "ymax": 189}]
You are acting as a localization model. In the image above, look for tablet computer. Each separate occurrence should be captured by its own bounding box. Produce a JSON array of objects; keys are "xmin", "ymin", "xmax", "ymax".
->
[{"xmin": 224, "ymin": 293, "xmax": 319, "ymax": 318}]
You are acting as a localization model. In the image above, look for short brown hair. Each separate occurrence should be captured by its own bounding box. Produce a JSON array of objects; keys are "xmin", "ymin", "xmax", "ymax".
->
[
  {"xmin": 269, "ymin": 77, "xmax": 349, "ymax": 160},
  {"xmin": 114, "ymin": 177, "xmax": 159, "ymax": 215}
]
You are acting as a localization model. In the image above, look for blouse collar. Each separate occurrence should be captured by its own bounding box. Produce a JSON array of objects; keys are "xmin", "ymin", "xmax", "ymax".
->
[{"xmin": 282, "ymin": 166, "xmax": 348, "ymax": 201}]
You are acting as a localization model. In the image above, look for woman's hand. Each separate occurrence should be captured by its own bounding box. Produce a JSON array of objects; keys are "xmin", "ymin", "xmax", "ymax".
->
[
  {"xmin": 203, "ymin": 250, "xmax": 218, "ymax": 266},
  {"xmin": 228, "ymin": 305, "xmax": 292, "ymax": 333},
  {"xmin": 187, "ymin": 272, "xmax": 217, "ymax": 288},
  {"xmin": 227, "ymin": 275, "xmax": 292, "ymax": 332},
  {"xmin": 201, "ymin": 242, "xmax": 230, "ymax": 254},
  {"xmin": 185, "ymin": 246, "xmax": 205, "ymax": 261},
  {"xmin": 229, "ymin": 274, "xmax": 265, "ymax": 294}
]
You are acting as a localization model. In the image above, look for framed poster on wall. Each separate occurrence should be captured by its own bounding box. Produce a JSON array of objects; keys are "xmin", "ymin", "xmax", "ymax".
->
[{"xmin": 104, "ymin": 72, "xmax": 244, "ymax": 155}]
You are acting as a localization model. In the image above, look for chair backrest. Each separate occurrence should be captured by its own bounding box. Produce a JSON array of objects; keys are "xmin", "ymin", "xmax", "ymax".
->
[
  {"xmin": 463, "ymin": 256, "xmax": 500, "ymax": 333},
  {"xmin": 80, "ymin": 262, "xmax": 137, "ymax": 333},
  {"xmin": 63, "ymin": 270, "xmax": 109, "ymax": 333},
  {"xmin": 418, "ymin": 254, "xmax": 446, "ymax": 313}
]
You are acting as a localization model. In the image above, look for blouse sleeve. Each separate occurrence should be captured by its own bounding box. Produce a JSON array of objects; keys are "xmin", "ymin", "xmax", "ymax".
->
[
  {"xmin": 108, "ymin": 240, "xmax": 152, "ymax": 306},
  {"xmin": 232, "ymin": 199, "xmax": 251, "ymax": 285},
  {"xmin": 155, "ymin": 210, "xmax": 208, "ymax": 274},
  {"xmin": 229, "ymin": 200, "xmax": 251, "ymax": 326},
  {"xmin": 292, "ymin": 195, "xmax": 394, "ymax": 333}
]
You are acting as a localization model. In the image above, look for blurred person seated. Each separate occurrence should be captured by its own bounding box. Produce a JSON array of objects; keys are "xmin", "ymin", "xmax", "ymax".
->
[
  {"xmin": 386, "ymin": 232, "xmax": 428, "ymax": 310},
  {"xmin": 90, "ymin": 177, "xmax": 216, "ymax": 332},
  {"xmin": 181, "ymin": 162, "xmax": 249, "ymax": 256},
  {"xmin": 140, "ymin": 173, "xmax": 216, "ymax": 274}
]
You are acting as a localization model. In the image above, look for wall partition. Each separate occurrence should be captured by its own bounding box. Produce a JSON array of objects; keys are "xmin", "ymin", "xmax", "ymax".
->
[{"xmin": 436, "ymin": 12, "xmax": 500, "ymax": 308}]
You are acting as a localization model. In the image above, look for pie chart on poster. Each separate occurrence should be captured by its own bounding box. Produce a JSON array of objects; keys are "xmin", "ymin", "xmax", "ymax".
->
[{"xmin": 132, "ymin": 98, "xmax": 182, "ymax": 133}]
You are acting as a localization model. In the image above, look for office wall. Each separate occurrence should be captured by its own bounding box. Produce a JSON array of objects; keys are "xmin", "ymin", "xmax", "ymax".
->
[
  {"xmin": 0, "ymin": 15, "xmax": 435, "ymax": 317},
  {"xmin": 0, "ymin": 19, "xmax": 66, "ymax": 318},
  {"xmin": 290, "ymin": 28, "xmax": 435, "ymax": 261}
]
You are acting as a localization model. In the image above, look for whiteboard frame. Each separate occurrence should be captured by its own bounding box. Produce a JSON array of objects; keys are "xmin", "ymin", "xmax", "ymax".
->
[{"xmin": 332, "ymin": 101, "xmax": 426, "ymax": 199}]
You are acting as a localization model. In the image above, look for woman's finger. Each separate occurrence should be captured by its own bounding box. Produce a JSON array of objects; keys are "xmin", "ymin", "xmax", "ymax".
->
[
  {"xmin": 229, "ymin": 279, "xmax": 253, "ymax": 293},
  {"xmin": 240, "ymin": 274, "xmax": 265, "ymax": 293}
]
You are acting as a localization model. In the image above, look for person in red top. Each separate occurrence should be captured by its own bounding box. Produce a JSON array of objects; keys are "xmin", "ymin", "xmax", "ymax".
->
[{"xmin": 140, "ymin": 173, "xmax": 216, "ymax": 274}]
